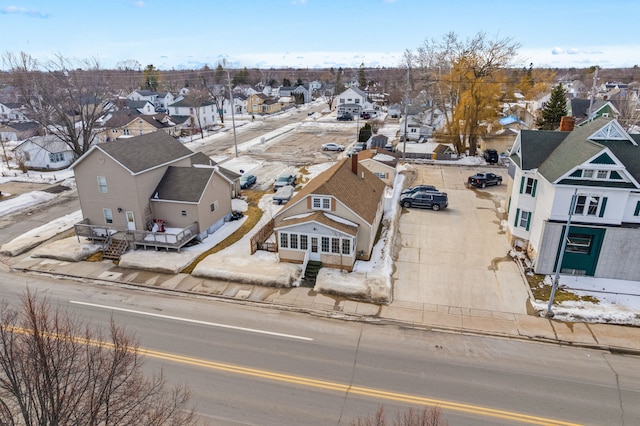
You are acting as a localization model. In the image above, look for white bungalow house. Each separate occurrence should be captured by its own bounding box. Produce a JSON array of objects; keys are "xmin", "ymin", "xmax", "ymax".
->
[
  {"xmin": 507, "ymin": 117, "xmax": 640, "ymax": 282},
  {"xmin": 13, "ymin": 135, "xmax": 75, "ymax": 170},
  {"xmin": 273, "ymin": 156, "xmax": 386, "ymax": 272}
]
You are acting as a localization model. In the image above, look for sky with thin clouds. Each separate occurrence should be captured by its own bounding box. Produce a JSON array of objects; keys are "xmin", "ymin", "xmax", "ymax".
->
[{"xmin": 2, "ymin": 0, "xmax": 638, "ymax": 70}]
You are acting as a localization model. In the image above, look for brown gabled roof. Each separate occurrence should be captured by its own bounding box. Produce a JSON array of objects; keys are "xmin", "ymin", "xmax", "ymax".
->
[{"xmin": 282, "ymin": 158, "xmax": 386, "ymax": 225}]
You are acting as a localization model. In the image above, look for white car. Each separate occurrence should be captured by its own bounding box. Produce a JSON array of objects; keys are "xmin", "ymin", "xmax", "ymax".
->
[{"xmin": 322, "ymin": 143, "xmax": 345, "ymax": 152}]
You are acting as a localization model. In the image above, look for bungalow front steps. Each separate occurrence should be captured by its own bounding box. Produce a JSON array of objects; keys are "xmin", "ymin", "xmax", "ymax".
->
[{"xmin": 302, "ymin": 260, "xmax": 323, "ymax": 287}]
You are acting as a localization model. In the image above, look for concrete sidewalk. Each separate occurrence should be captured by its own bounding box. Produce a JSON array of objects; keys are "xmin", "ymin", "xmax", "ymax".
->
[{"xmin": 9, "ymin": 254, "xmax": 640, "ymax": 356}]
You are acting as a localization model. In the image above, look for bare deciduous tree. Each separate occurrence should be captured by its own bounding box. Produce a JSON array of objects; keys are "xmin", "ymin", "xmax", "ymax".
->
[
  {"xmin": 351, "ymin": 405, "xmax": 447, "ymax": 426},
  {"xmin": 0, "ymin": 291, "xmax": 198, "ymax": 426},
  {"xmin": 3, "ymin": 52, "xmax": 113, "ymax": 159},
  {"xmin": 412, "ymin": 32, "xmax": 519, "ymax": 156}
]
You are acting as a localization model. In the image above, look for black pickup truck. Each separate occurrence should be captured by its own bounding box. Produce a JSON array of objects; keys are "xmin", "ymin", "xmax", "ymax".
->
[{"xmin": 467, "ymin": 172, "xmax": 502, "ymax": 188}]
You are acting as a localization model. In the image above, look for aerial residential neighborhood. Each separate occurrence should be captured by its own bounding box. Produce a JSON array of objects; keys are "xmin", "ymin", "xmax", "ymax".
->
[{"xmin": 1, "ymin": 50, "xmax": 640, "ymax": 425}]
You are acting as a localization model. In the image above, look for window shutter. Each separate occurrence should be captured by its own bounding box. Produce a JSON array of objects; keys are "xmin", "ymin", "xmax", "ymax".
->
[
  {"xmin": 514, "ymin": 208, "xmax": 520, "ymax": 226},
  {"xmin": 519, "ymin": 176, "xmax": 525, "ymax": 193},
  {"xmin": 532, "ymin": 180, "xmax": 538, "ymax": 197},
  {"xmin": 331, "ymin": 198, "xmax": 336, "ymax": 211},
  {"xmin": 307, "ymin": 197, "xmax": 312, "ymax": 209},
  {"xmin": 599, "ymin": 197, "xmax": 608, "ymax": 217},
  {"xmin": 634, "ymin": 201, "xmax": 640, "ymax": 216},
  {"xmin": 526, "ymin": 213, "xmax": 531, "ymax": 231}
]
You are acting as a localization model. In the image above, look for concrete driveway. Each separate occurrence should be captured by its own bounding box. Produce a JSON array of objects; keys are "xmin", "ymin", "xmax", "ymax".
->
[{"xmin": 393, "ymin": 164, "xmax": 530, "ymax": 315}]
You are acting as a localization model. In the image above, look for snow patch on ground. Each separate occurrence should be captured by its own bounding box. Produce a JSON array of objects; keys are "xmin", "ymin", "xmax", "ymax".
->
[{"xmin": 31, "ymin": 236, "xmax": 103, "ymax": 262}]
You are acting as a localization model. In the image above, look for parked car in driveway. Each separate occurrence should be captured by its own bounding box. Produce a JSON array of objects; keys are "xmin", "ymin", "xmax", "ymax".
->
[
  {"xmin": 239, "ymin": 174, "xmax": 257, "ymax": 189},
  {"xmin": 273, "ymin": 173, "xmax": 297, "ymax": 191},
  {"xmin": 402, "ymin": 185, "xmax": 438, "ymax": 196},
  {"xmin": 322, "ymin": 143, "xmax": 345, "ymax": 152},
  {"xmin": 467, "ymin": 172, "xmax": 502, "ymax": 188},
  {"xmin": 483, "ymin": 149, "xmax": 499, "ymax": 164},
  {"xmin": 337, "ymin": 113, "xmax": 353, "ymax": 121},
  {"xmin": 399, "ymin": 191, "xmax": 448, "ymax": 211},
  {"xmin": 273, "ymin": 185, "xmax": 294, "ymax": 205}
]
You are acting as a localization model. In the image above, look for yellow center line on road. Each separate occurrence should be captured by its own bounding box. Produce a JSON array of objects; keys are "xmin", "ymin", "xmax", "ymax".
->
[
  {"xmin": 142, "ymin": 347, "xmax": 582, "ymax": 426},
  {"xmin": 4, "ymin": 325, "xmax": 581, "ymax": 425}
]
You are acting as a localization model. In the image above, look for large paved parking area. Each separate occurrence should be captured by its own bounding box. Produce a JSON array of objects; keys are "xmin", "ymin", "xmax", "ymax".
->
[{"xmin": 393, "ymin": 164, "xmax": 531, "ymax": 315}]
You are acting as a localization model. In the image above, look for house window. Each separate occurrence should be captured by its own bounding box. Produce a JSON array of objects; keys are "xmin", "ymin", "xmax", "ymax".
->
[
  {"xmin": 280, "ymin": 233, "xmax": 289, "ymax": 248},
  {"xmin": 566, "ymin": 234, "xmax": 592, "ymax": 254},
  {"xmin": 321, "ymin": 237, "xmax": 330, "ymax": 252},
  {"xmin": 410, "ymin": 128, "xmax": 417, "ymax": 133},
  {"xmin": 518, "ymin": 210, "xmax": 531, "ymax": 230},
  {"xmin": 582, "ymin": 170, "xmax": 594, "ymax": 178},
  {"xmin": 300, "ymin": 235, "xmax": 308, "ymax": 250},
  {"xmin": 97, "ymin": 176, "xmax": 108, "ymax": 193},
  {"xmin": 24, "ymin": 152, "xmax": 31, "ymax": 161},
  {"xmin": 634, "ymin": 201, "xmax": 640, "ymax": 217},
  {"xmin": 520, "ymin": 177, "xmax": 537, "ymax": 196},
  {"xmin": 103, "ymin": 208, "xmax": 113, "ymax": 224},
  {"xmin": 597, "ymin": 170, "xmax": 608, "ymax": 179},
  {"xmin": 49, "ymin": 152, "xmax": 65, "ymax": 162},
  {"xmin": 331, "ymin": 238, "xmax": 340, "ymax": 253},
  {"xmin": 290, "ymin": 234, "xmax": 298, "ymax": 249},
  {"xmin": 123, "ymin": 129, "xmax": 130, "ymax": 135},
  {"xmin": 587, "ymin": 196, "xmax": 600, "ymax": 215},
  {"xmin": 312, "ymin": 196, "xmax": 331, "ymax": 211},
  {"xmin": 341, "ymin": 239, "xmax": 351, "ymax": 255},
  {"xmin": 374, "ymin": 172, "xmax": 386, "ymax": 179},
  {"xmin": 355, "ymin": 99, "xmax": 360, "ymax": 104},
  {"xmin": 574, "ymin": 195, "xmax": 607, "ymax": 217},
  {"xmin": 210, "ymin": 200, "xmax": 219, "ymax": 212}
]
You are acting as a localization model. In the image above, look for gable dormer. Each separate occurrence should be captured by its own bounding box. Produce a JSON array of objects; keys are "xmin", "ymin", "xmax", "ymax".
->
[{"xmin": 587, "ymin": 119, "xmax": 636, "ymax": 145}]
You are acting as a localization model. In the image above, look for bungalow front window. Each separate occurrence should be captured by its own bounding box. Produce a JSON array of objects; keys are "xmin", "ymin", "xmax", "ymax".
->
[
  {"xmin": 312, "ymin": 196, "xmax": 331, "ymax": 211},
  {"xmin": 290, "ymin": 234, "xmax": 298, "ymax": 249},
  {"xmin": 321, "ymin": 237, "xmax": 330, "ymax": 252},
  {"xmin": 331, "ymin": 238, "xmax": 340, "ymax": 253},
  {"xmin": 300, "ymin": 235, "xmax": 308, "ymax": 250},
  {"xmin": 341, "ymin": 239, "xmax": 351, "ymax": 255},
  {"xmin": 280, "ymin": 233, "xmax": 289, "ymax": 248}
]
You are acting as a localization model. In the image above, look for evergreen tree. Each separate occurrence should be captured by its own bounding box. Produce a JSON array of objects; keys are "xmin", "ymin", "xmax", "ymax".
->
[
  {"xmin": 538, "ymin": 84, "xmax": 568, "ymax": 130},
  {"xmin": 358, "ymin": 63, "xmax": 367, "ymax": 88},
  {"xmin": 358, "ymin": 123, "xmax": 372, "ymax": 142}
]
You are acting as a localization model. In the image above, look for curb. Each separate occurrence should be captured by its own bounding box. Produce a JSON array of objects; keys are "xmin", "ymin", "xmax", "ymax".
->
[{"xmin": 11, "ymin": 266, "xmax": 640, "ymax": 356}]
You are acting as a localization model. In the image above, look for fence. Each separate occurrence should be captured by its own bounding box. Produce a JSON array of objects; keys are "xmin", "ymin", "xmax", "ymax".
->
[{"xmin": 250, "ymin": 218, "xmax": 275, "ymax": 254}]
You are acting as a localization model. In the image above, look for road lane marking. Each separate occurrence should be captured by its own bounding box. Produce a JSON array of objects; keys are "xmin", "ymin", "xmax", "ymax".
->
[
  {"xmin": 69, "ymin": 300, "xmax": 313, "ymax": 341},
  {"xmin": 3, "ymin": 324, "xmax": 580, "ymax": 426},
  {"xmin": 141, "ymin": 347, "xmax": 582, "ymax": 426}
]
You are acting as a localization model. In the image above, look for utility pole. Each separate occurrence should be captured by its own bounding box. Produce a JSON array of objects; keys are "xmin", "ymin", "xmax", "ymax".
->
[
  {"xmin": 587, "ymin": 66, "xmax": 599, "ymax": 121},
  {"xmin": 545, "ymin": 188, "xmax": 578, "ymax": 318},
  {"xmin": 226, "ymin": 71, "xmax": 238, "ymax": 158},
  {"xmin": 401, "ymin": 65, "xmax": 410, "ymax": 163}
]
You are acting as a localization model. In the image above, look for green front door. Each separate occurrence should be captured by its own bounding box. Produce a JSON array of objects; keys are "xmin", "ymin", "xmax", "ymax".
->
[{"xmin": 555, "ymin": 226, "xmax": 605, "ymax": 276}]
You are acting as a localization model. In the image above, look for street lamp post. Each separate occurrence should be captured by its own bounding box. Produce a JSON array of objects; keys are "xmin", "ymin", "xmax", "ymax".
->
[{"xmin": 545, "ymin": 188, "xmax": 578, "ymax": 318}]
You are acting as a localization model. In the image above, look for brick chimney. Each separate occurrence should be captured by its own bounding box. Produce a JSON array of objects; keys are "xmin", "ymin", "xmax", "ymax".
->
[
  {"xmin": 559, "ymin": 116, "xmax": 575, "ymax": 132},
  {"xmin": 351, "ymin": 152, "xmax": 358, "ymax": 174}
]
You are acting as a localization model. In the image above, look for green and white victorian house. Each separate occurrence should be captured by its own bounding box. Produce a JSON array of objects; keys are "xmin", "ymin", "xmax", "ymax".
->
[{"xmin": 507, "ymin": 117, "xmax": 640, "ymax": 281}]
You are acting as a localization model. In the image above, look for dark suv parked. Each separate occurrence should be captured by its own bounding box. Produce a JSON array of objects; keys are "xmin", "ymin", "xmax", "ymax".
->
[
  {"xmin": 399, "ymin": 191, "xmax": 448, "ymax": 211},
  {"xmin": 484, "ymin": 149, "xmax": 499, "ymax": 164}
]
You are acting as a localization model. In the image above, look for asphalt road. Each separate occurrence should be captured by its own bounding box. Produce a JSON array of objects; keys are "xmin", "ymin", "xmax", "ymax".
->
[{"xmin": 1, "ymin": 271, "xmax": 638, "ymax": 426}]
